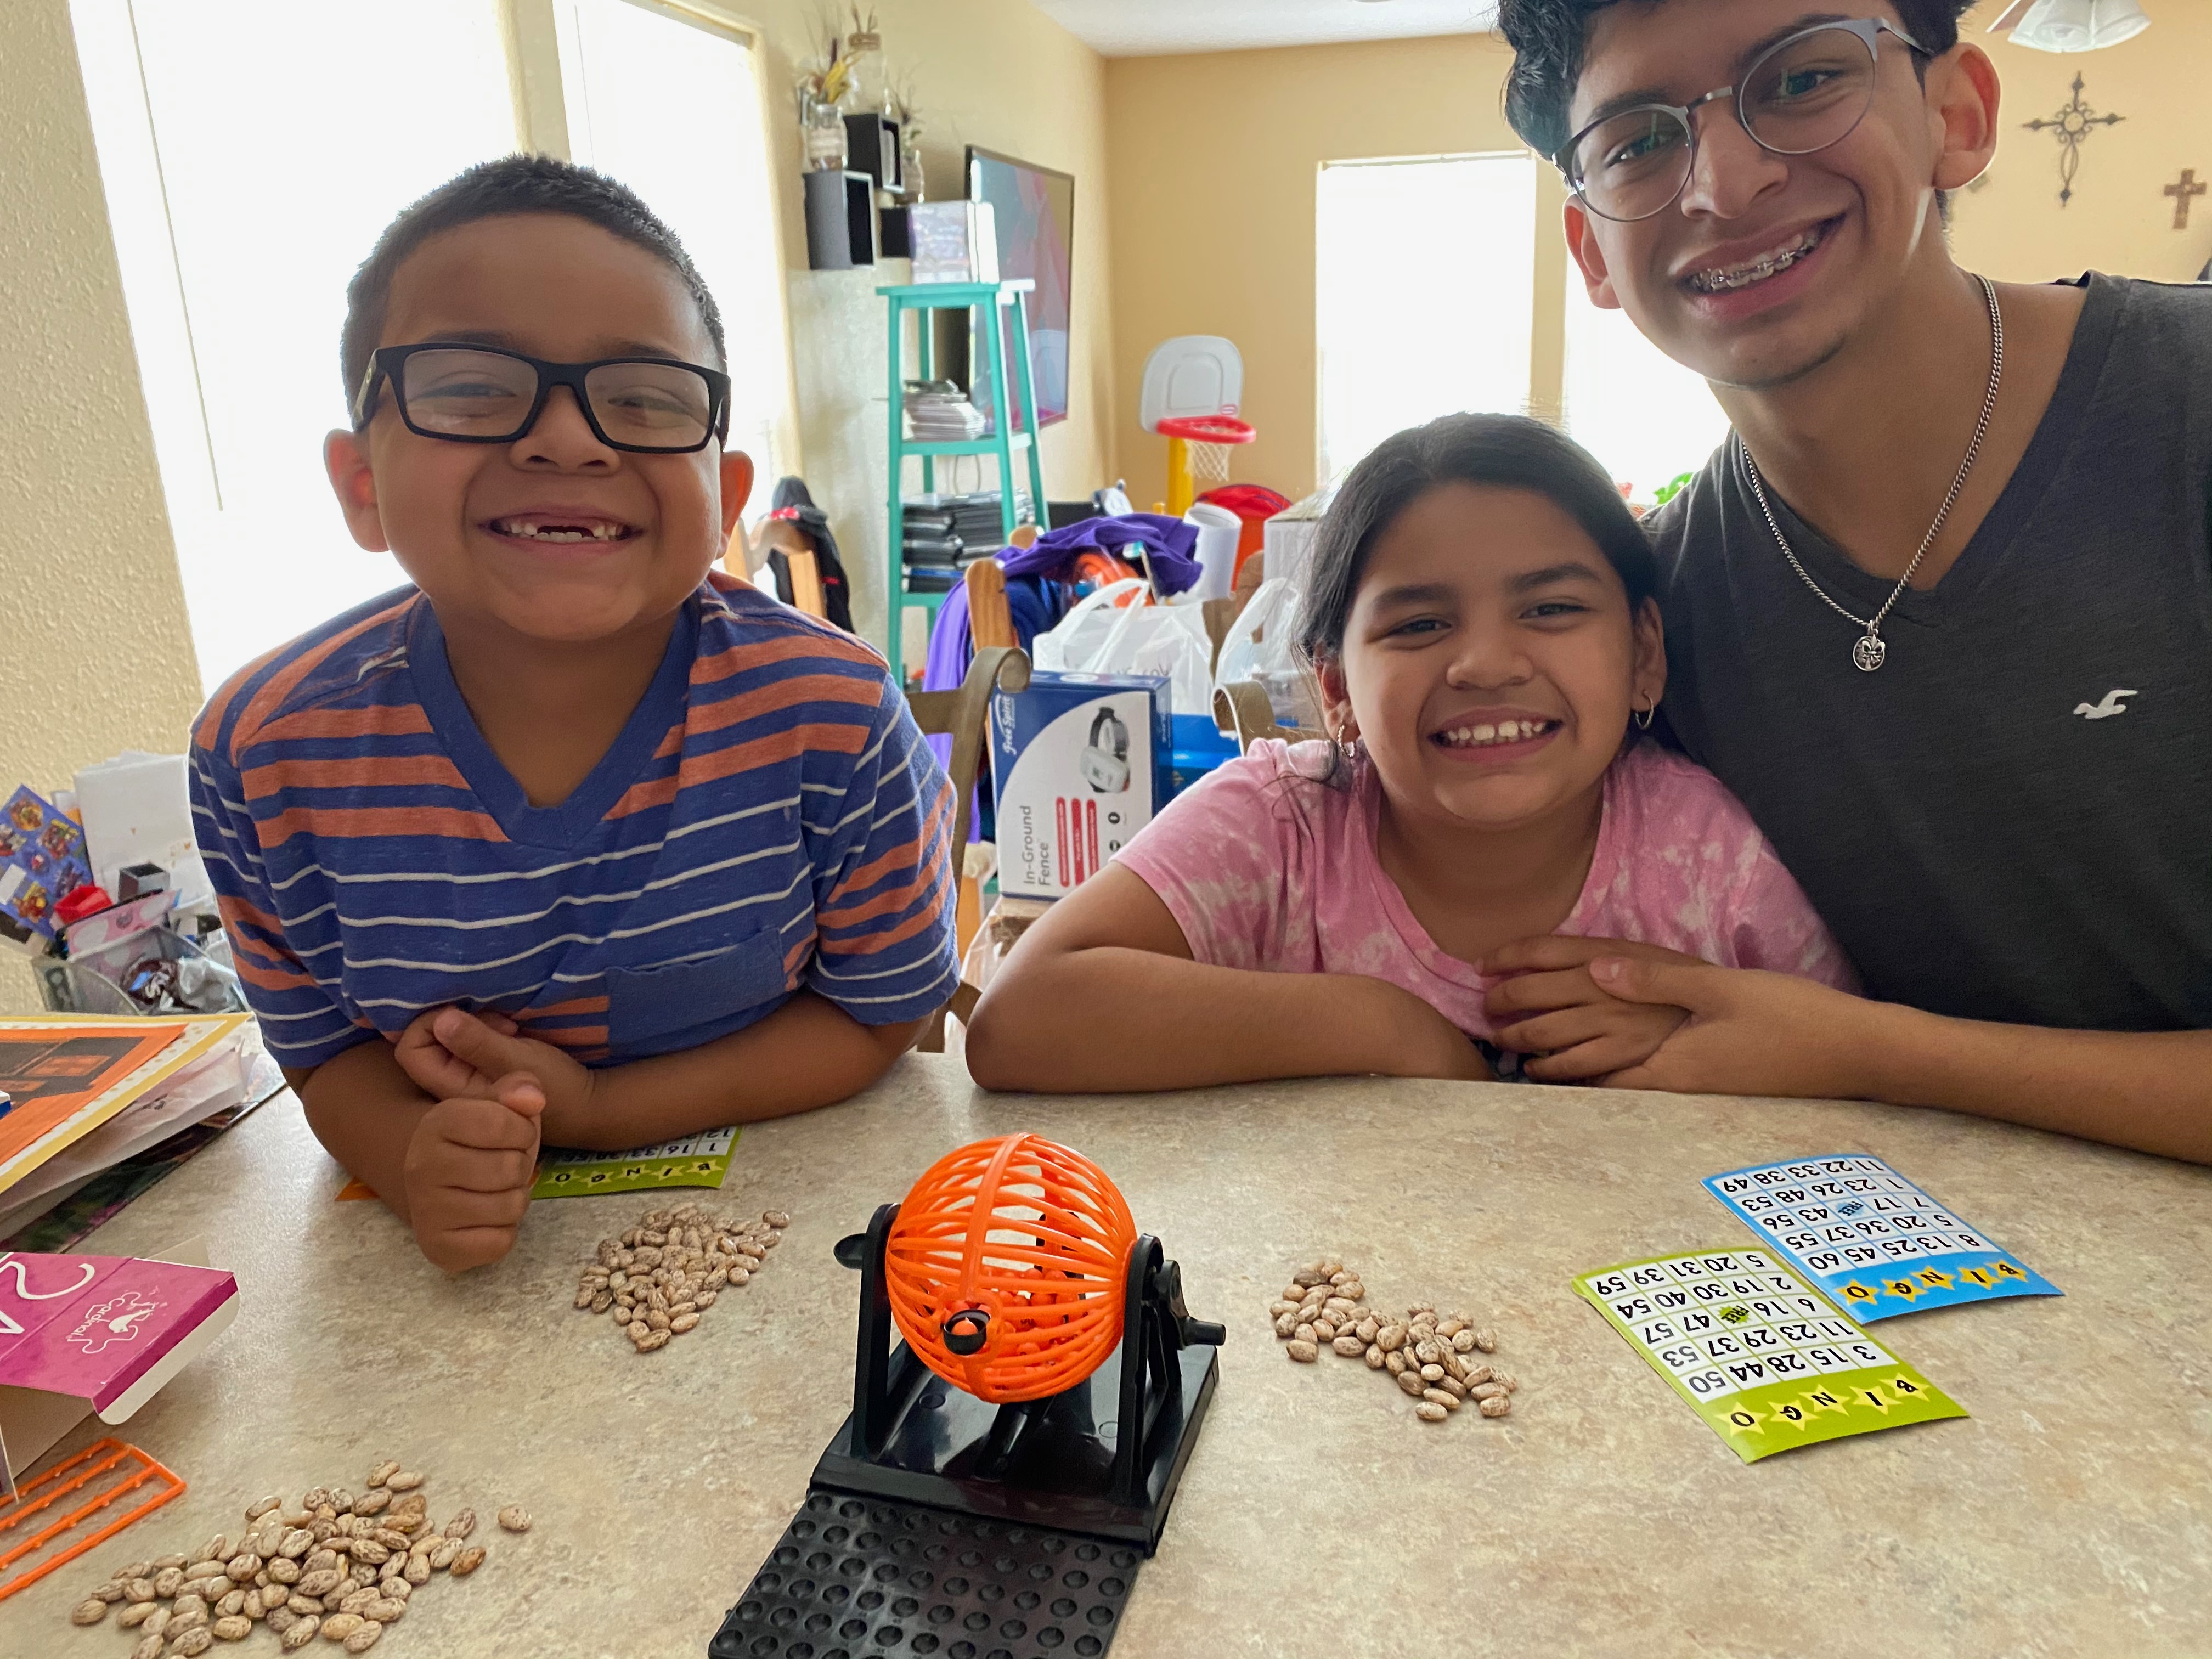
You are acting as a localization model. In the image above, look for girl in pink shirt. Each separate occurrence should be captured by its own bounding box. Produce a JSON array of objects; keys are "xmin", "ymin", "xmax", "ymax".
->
[{"xmin": 966, "ymin": 414, "xmax": 1854, "ymax": 1091}]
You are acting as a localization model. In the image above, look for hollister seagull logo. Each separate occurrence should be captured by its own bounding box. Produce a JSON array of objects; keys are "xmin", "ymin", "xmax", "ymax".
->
[
  {"xmin": 2073, "ymin": 689, "xmax": 2136, "ymax": 720},
  {"xmin": 66, "ymin": 1291, "xmax": 162, "ymax": 1355}
]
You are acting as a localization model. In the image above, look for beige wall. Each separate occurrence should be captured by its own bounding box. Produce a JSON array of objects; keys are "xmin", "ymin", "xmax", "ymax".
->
[
  {"xmin": 1104, "ymin": 33, "xmax": 1537, "ymax": 508},
  {"xmin": 1102, "ymin": 12, "xmax": 2210, "ymax": 508},
  {"xmin": 1950, "ymin": 4, "xmax": 2212, "ymax": 285}
]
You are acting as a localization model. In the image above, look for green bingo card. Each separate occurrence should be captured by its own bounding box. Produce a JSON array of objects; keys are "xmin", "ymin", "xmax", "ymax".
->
[
  {"xmin": 531, "ymin": 1126, "xmax": 738, "ymax": 1199},
  {"xmin": 1575, "ymin": 1247, "xmax": 1967, "ymax": 1463}
]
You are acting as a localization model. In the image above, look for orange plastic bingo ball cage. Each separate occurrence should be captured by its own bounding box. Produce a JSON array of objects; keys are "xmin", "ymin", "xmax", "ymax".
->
[{"xmin": 884, "ymin": 1133, "xmax": 1139, "ymax": 1404}]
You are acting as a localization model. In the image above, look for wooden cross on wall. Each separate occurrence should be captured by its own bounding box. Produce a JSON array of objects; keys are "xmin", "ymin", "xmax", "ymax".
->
[
  {"xmin": 2168, "ymin": 170, "xmax": 2207, "ymax": 230},
  {"xmin": 2022, "ymin": 75, "xmax": 2124, "ymax": 207}
]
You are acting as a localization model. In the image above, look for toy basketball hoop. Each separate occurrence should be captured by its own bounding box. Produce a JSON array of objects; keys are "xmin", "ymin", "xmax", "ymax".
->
[
  {"xmin": 1157, "ymin": 414, "xmax": 1256, "ymax": 512},
  {"xmin": 1141, "ymin": 336, "xmax": 1256, "ymax": 516}
]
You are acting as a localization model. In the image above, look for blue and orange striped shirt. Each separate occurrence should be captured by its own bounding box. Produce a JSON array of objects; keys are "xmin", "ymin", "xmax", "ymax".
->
[{"xmin": 189, "ymin": 573, "xmax": 958, "ymax": 1071}]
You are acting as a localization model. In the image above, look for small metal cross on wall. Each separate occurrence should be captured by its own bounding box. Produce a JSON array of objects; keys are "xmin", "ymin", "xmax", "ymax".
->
[
  {"xmin": 2168, "ymin": 170, "xmax": 2207, "ymax": 230},
  {"xmin": 2023, "ymin": 75, "xmax": 2124, "ymax": 207}
]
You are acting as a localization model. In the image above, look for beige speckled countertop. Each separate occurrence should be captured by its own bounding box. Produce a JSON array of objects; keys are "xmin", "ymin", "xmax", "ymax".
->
[{"xmin": 12, "ymin": 1056, "xmax": 2211, "ymax": 1658}]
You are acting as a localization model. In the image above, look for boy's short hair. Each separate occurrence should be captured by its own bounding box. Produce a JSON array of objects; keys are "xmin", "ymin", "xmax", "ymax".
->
[
  {"xmin": 340, "ymin": 153, "xmax": 725, "ymax": 404},
  {"xmin": 1497, "ymin": 1, "xmax": 1977, "ymax": 160}
]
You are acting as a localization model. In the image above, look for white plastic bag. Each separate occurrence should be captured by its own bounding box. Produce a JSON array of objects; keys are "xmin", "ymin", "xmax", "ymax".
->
[
  {"xmin": 1032, "ymin": 578, "xmax": 1215, "ymax": 714},
  {"xmin": 1211, "ymin": 578, "xmax": 1321, "ymax": 731}
]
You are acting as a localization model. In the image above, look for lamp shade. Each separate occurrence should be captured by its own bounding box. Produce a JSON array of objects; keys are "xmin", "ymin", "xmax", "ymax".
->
[{"xmin": 2008, "ymin": 0, "xmax": 2152, "ymax": 51}]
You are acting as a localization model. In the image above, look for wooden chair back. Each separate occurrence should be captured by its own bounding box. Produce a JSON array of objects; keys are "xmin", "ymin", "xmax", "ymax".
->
[
  {"xmin": 1214, "ymin": 680, "xmax": 1325, "ymax": 755},
  {"xmin": 785, "ymin": 548, "xmax": 827, "ymax": 618},
  {"xmin": 906, "ymin": 645, "xmax": 1030, "ymax": 1049},
  {"xmin": 964, "ymin": 558, "xmax": 1017, "ymax": 650},
  {"xmin": 906, "ymin": 645, "xmax": 1030, "ymax": 851},
  {"xmin": 751, "ymin": 518, "xmax": 829, "ymax": 618}
]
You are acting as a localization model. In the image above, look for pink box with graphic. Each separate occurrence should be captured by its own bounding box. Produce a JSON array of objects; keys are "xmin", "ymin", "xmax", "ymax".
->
[{"xmin": 0, "ymin": 1245, "xmax": 237, "ymax": 1493}]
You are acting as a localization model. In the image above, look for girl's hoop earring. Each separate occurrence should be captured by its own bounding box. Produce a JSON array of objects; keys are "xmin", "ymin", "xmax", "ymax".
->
[{"xmin": 1633, "ymin": 697, "xmax": 1657, "ymax": 732}]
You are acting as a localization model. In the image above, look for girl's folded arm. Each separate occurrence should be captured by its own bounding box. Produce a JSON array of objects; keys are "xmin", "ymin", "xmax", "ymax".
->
[{"xmin": 964, "ymin": 865, "xmax": 1489, "ymax": 1093}]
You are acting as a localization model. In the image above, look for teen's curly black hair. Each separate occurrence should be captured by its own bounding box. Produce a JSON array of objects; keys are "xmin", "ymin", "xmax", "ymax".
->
[{"xmin": 1496, "ymin": 1, "xmax": 1978, "ymax": 160}]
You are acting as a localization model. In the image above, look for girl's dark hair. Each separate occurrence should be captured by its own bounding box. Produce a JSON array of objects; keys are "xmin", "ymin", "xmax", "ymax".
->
[{"xmin": 1294, "ymin": 412, "xmax": 1656, "ymax": 670}]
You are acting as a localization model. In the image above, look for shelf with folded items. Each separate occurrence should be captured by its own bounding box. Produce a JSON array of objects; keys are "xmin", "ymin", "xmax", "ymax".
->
[{"xmin": 881, "ymin": 280, "xmax": 1048, "ymax": 690}]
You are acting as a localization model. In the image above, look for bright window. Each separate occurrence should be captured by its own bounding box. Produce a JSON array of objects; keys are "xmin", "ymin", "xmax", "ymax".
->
[
  {"xmin": 555, "ymin": 0, "xmax": 795, "ymax": 486},
  {"xmin": 74, "ymin": 0, "xmax": 795, "ymax": 696},
  {"xmin": 72, "ymin": 0, "xmax": 518, "ymax": 693},
  {"xmin": 1316, "ymin": 153, "xmax": 1537, "ymax": 486},
  {"xmin": 1561, "ymin": 280, "xmax": 1734, "ymax": 505}
]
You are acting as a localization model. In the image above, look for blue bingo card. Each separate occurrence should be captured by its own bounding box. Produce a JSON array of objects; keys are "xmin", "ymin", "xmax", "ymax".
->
[{"xmin": 1704, "ymin": 1154, "xmax": 2060, "ymax": 1321}]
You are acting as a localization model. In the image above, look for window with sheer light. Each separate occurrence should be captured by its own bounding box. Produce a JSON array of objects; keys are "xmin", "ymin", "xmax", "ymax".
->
[
  {"xmin": 73, "ymin": 0, "xmax": 793, "ymax": 695},
  {"xmin": 1561, "ymin": 280, "xmax": 1734, "ymax": 505},
  {"xmin": 554, "ymin": 0, "xmax": 795, "ymax": 490},
  {"xmin": 1316, "ymin": 153, "xmax": 1537, "ymax": 486}
]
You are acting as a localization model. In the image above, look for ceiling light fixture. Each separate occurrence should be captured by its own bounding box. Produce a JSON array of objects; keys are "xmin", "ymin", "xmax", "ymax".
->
[{"xmin": 1990, "ymin": 0, "xmax": 2151, "ymax": 52}]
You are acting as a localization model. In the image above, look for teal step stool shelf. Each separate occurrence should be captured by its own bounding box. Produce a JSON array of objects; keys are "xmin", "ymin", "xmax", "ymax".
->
[{"xmin": 880, "ymin": 279, "xmax": 1049, "ymax": 690}]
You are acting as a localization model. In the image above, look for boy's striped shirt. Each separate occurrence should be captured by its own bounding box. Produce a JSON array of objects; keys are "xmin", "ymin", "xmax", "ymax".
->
[{"xmin": 190, "ymin": 573, "xmax": 957, "ymax": 1071}]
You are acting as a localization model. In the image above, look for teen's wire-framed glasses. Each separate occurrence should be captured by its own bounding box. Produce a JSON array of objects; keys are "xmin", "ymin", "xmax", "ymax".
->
[
  {"xmin": 351, "ymin": 343, "xmax": 733, "ymax": 453},
  {"xmin": 1556, "ymin": 17, "xmax": 1931, "ymax": 224}
]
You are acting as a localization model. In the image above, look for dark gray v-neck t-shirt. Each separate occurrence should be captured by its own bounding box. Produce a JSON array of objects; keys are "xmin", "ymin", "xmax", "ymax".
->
[{"xmin": 1647, "ymin": 273, "xmax": 2212, "ymax": 1032}]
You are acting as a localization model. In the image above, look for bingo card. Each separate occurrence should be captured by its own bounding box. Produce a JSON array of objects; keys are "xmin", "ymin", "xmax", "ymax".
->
[
  {"xmin": 1575, "ymin": 1246, "xmax": 1966, "ymax": 1463},
  {"xmin": 1705, "ymin": 1154, "xmax": 2059, "ymax": 1321}
]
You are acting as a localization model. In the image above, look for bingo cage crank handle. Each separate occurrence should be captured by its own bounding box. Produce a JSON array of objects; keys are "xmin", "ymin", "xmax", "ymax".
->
[{"xmin": 1154, "ymin": 1257, "xmax": 1226, "ymax": 1348}]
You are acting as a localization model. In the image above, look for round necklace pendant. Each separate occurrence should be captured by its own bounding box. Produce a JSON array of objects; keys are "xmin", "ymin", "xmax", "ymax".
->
[{"xmin": 1852, "ymin": 634, "xmax": 1887, "ymax": 673}]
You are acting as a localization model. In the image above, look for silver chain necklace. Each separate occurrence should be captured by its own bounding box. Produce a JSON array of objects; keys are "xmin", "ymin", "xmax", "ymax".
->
[{"xmin": 1740, "ymin": 272, "xmax": 2004, "ymax": 673}]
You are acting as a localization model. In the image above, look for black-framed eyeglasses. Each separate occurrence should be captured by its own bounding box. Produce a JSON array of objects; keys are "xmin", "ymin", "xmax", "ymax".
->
[
  {"xmin": 1557, "ymin": 18, "xmax": 1931, "ymax": 224},
  {"xmin": 351, "ymin": 343, "xmax": 733, "ymax": 453}
]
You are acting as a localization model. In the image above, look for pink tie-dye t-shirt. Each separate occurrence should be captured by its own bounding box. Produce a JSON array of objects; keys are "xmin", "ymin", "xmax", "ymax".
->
[{"xmin": 1115, "ymin": 739, "xmax": 1855, "ymax": 1041}]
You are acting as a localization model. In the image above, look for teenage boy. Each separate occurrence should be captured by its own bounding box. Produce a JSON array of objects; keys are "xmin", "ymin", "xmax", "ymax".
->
[
  {"xmin": 190, "ymin": 158, "xmax": 959, "ymax": 1269},
  {"xmin": 1482, "ymin": 2, "xmax": 2210, "ymax": 1161}
]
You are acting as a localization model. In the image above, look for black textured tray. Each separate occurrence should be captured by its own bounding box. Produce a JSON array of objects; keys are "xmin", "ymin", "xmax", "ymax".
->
[{"xmin": 709, "ymin": 1488, "xmax": 1143, "ymax": 1659}]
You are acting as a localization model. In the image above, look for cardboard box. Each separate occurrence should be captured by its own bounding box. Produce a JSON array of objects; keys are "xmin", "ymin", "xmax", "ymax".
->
[
  {"xmin": 0, "ymin": 1240, "xmax": 237, "ymax": 1494},
  {"xmin": 989, "ymin": 672, "xmax": 1171, "ymax": 901}
]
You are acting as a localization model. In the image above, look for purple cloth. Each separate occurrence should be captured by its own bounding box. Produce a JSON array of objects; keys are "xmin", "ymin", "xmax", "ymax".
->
[
  {"xmin": 995, "ymin": 512, "xmax": 1203, "ymax": 592},
  {"xmin": 919, "ymin": 514, "xmax": 1203, "ymax": 839}
]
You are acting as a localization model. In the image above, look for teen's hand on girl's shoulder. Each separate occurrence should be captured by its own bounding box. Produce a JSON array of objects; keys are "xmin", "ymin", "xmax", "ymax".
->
[
  {"xmin": 394, "ymin": 1006, "xmax": 598, "ymax": 1141},
  {"xmin": 1481, "ymin": 936, "xmax": 1700, "ymax": 1081},
  {"xmin": 1581, "ymin": 957, "xmax": 1870, "ymax": 1099},
  {"xmin": 402, "ymin": 1070, "xmax": 546, "ymax": 1272}
]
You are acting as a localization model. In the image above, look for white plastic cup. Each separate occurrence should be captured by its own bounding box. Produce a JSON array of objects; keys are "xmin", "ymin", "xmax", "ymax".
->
[{"xmin": 1183, "ymin": 502, "xmax": 1240, "ymax": 601}]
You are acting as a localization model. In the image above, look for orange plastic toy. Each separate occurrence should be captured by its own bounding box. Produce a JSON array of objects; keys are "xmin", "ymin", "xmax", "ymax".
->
[
  {"xmin": 884, "ymin": 1133, "xmax": 1138, "ymax": 1404},
  {"xmin": 0, "ymin": 1439, "xmax": 185, "ymax": 1601}
]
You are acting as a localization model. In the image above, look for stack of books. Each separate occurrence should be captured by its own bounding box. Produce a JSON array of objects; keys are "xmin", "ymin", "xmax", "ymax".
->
[
  {"xmin": 901, "ymin": 501, "xmax": 964, "ymax": 594},
  {"xmin": 0, "ymin": 1013, "xmax": 283, "ymax": 1243},
  {"xmin": 902, "ymin": 381, "xmax": 989, "ymax": 442},
  {"xmin": 901, "ymin": 491, "xmax": 1037, "ymax": 594}
]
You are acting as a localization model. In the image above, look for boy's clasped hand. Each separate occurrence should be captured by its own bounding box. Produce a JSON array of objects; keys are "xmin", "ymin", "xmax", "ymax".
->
[{"xmin": 392, "ymin": 1009, "xmax": 583, "ymax": 1272}]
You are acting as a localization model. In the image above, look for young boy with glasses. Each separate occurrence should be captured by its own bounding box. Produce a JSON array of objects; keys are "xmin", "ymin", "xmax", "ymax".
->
[
  {"xmin": 1481, "ymin": 2, "xmax": 2212, "ymax": 1161},
  {"xmin": 189, "ymin": 157, "xmax": 960, "ymax": 1269}
]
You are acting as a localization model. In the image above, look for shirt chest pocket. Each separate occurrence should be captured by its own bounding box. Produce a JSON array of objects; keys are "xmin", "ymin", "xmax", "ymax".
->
[{"xmin": 602, "ymin": 931, "xmax": 792, "ymax": 1048}]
